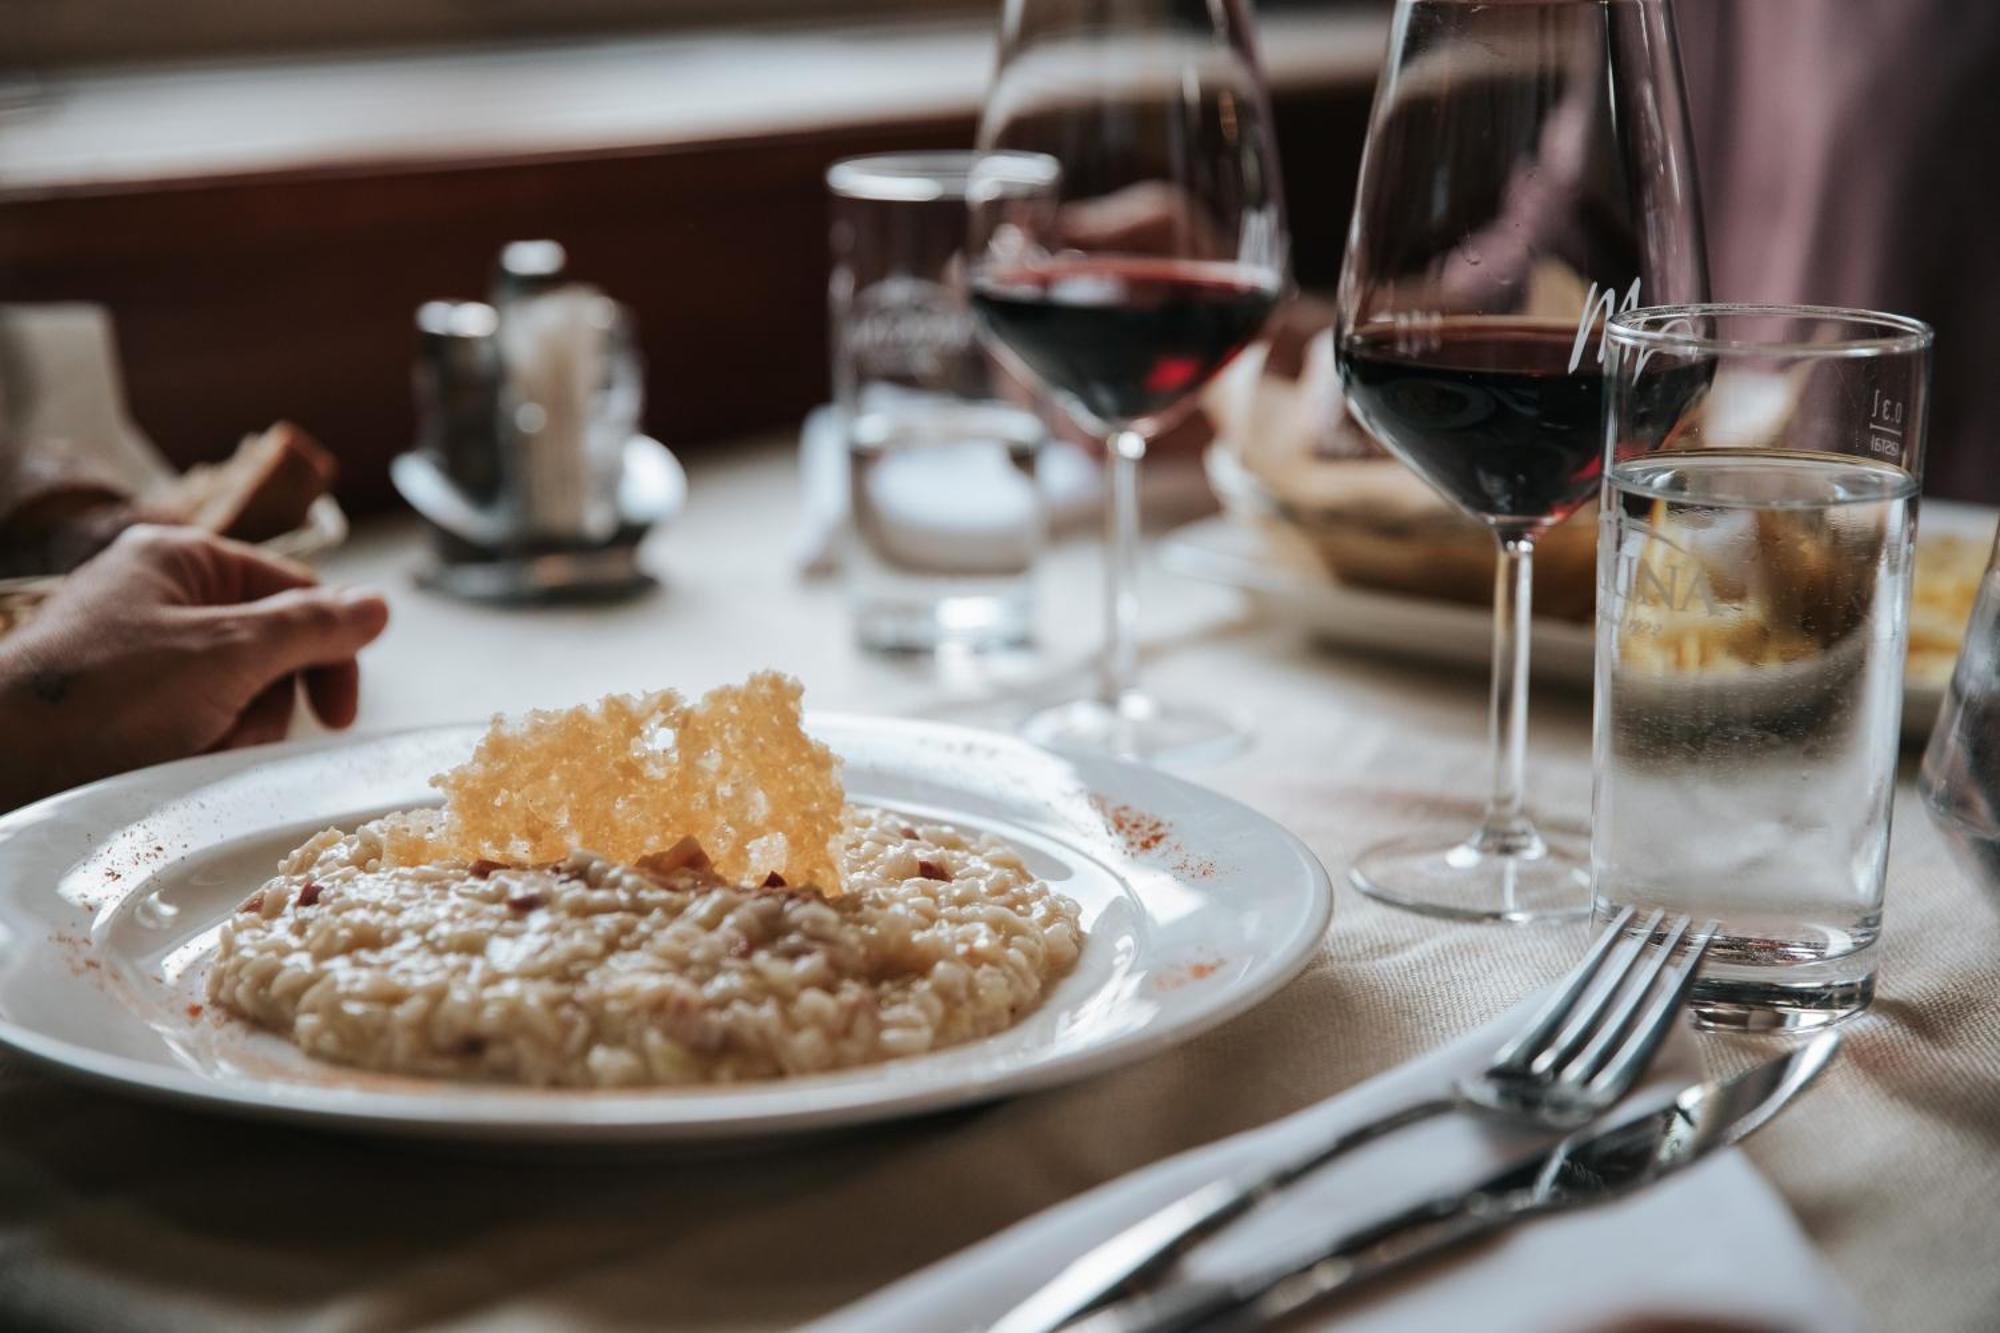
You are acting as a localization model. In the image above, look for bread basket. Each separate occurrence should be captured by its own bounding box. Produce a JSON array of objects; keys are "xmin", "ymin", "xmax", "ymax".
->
[{"xmin": 1202, "ymin": 317, "xmax": 1598, "ymax": 621}]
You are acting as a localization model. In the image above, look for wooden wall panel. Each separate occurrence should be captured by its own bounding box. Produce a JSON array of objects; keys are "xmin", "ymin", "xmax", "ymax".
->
[{"xmin": 0, "ymin": 84, "xmax": 1370, "ymax": 515}]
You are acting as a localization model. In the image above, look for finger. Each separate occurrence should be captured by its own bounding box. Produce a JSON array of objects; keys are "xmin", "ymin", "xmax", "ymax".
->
[
  {"xmin": 304, "ymin": 659, "xmax": 361, "ymax": 730},
  {"xmin": 213, "ymin": 676, "xmax": 298, "ymax": 751},
  {"xmin": 209, "ymin": 535, "xmax": 320, "ymax": 603},
  {"xmin": 1059, "ymin": 198, "xmax": 1178, "ymax": 255},
  {"xmin": 205, "ymin": 586, "xmax": 390, "ymax": 681},
  {"xmin": 1057, "ymin": 182, "xmax": 1226, "ymax": 258},
  {"xmin": 1261, "ymin": 296, "xmax": 1337, "ymax": 380},
  {"xmin": 107, "ymin": 524, "xmax": 319, "ymax": 605}
]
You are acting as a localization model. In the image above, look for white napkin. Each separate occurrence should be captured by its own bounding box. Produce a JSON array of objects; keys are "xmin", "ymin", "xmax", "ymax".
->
[
  {"xmin": 0, "ymin": 302, "xmax": 175, "ymax": 495},
  {"xmin": 811, "ymin": 1002, "xmax": 1864, "ymax": 1333}
]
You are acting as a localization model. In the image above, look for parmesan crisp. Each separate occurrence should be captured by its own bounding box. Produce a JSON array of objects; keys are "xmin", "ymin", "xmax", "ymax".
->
[{"xmin": 405, "ymin": 673, "xmax": 847, "ymax": 894}]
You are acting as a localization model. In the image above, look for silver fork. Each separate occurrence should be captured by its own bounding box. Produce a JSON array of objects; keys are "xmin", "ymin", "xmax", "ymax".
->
[{"xmin": 987, "ymin": 907, "xmax": 1718, "ymax": 1333}]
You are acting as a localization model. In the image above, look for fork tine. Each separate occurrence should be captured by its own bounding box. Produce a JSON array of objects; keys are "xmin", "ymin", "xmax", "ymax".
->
[
  {"xmin": 1555, "ymin": 915, "xmax": 1693, "ymax": 1086},
  {"xmin": 1586, "ymin": 919, "xmax": 1721, "ymax": 1097},
  {"xmin": 1489, "ymin": 906, "xmax": 1637, "ymax": 1076},
  {"xmin": 1525, "ymin": 908, "xmax": 1667, "ymax": 1078}
]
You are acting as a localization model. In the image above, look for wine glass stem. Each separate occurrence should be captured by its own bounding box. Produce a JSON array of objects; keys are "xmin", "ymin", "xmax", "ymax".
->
[
  {"xmin": 1478, "ymin": 531, "xmax": 1543, "ymax": 858},
  {"xmin": 1100, "ymin": 428, "xmax": 1147, "ymax": 710}
]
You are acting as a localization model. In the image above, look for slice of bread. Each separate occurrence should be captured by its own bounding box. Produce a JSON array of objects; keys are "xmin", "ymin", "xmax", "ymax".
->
[
  {"xmin": 0, "ymin": 423, "xmax": 337, "ymax": 579},
  {"xmin": 162, "ymin": 421, "xmax": 336, "ymax": 543}
]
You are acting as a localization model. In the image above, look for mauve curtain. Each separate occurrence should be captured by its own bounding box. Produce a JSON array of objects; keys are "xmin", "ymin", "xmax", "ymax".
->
[{"xmin": 1675, "ymin": 0, "xmax": 2000, "ymax": 502}]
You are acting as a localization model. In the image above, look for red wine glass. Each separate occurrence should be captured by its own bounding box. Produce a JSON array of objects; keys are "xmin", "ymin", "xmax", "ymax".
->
[
  {"xmin": 1336, "ymin": 0, "xmax": 1708, "ymax": 921},
  {"xmin": 968, "ymin": 0, "xmax": 1289, "ymax": 763}
]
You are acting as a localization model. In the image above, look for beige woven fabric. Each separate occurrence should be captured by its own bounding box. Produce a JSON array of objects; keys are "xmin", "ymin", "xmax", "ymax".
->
[{"xmin": 0, "ymin": 442, "xmax": 1991, "ymax": 1331}]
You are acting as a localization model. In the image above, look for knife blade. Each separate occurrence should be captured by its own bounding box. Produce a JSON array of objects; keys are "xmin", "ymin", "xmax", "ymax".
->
[{"xmin": 1068, "ymin": 1030, "xmax": 1841, "ymax": 1333}]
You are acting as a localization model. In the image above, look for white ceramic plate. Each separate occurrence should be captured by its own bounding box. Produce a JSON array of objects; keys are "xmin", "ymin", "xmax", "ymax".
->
[
  {"xmin": 0, "ymin": 717, "xmax": 1332, "ymax": 1144},
  {"xmin": 1163, "ymin": 503, "xmax": 2000, "ymax": 743}
]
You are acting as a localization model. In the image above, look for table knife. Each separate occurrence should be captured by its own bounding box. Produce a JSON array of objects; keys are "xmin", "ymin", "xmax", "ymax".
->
[{"xmin": 1066, "ymin": 1030, "xmax": 1841, "ymax": 1333}]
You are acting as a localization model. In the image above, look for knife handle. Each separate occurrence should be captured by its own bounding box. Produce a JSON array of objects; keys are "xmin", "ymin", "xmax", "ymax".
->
[
  {"xmin": 1082, "ymin": 1194, "xmax": 1524, "ymax": 1333},
  {"xmin": 986, "ymin": 1096, "xmax": 1455, "ymax": 1333},
  {"xmin": 1074, "ymin": 1277, "xmax": 1244, "ymax": 1333},
  {"xmin": 1216, "ymin": 1193, "xmax": 1526, "ymax": 1332}
]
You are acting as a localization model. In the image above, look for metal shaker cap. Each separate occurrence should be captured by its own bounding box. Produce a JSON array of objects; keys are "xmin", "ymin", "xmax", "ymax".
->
[
  {"xmin": 417, "ymin": 299, "xmax": 500, "ymax": 339},
  {"xmin": 493, "ymin": 240, "xmax": 570, "ymax": 307}
]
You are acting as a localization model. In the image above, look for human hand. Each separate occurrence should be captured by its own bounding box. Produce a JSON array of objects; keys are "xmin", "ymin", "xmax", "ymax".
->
[{"xmin": 0, "ymin": 525, "xmax": 389, "ymax": 809}]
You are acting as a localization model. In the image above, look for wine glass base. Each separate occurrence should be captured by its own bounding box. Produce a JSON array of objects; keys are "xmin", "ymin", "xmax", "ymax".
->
[
  {"xmin": 1022, "ymin": 695, "xmax": 1250, "ymax": 765},
  {"xmin": 1349, "ymin": 829, "xmax": 1592, "ymax": 924}
]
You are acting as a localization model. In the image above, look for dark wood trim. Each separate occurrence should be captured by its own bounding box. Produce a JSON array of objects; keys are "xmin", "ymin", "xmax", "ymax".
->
[
  {"xmin": 0, "ymin": 85, "xmax": 1371, "ymax": 516},
  {"xmin": 8, "ymin": 1, "xmax": 989, "ymax": 71}
]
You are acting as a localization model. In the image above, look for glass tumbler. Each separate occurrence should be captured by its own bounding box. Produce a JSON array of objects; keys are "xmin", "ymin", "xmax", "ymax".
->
[
  {"xmin": 827, "ymin": 152, "xmax": 1056, "ymax": 653},
  {"xmin": 1920, "ymin": 532, "xmax": 2000, "ymax": 892},
  {"xmin": 1594, "ymin": 304, "xmax": 1933, "ymax": 1030}
]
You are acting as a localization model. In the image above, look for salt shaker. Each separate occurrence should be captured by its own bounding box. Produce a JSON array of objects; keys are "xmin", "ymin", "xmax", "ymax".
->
[
  {"xmin": 395, "ymin": 241, "xmax": 670, "ymax": 602},
  {"xmin": 498, "ymin": 286, "xmax": 628, "ymax": 545}
]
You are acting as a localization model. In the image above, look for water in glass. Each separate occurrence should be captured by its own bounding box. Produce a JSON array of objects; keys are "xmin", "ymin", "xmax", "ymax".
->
[
  {"xmin": 845, "ymin": 397, "xmax": 1045, "ymax": 652},
  {"xmin": 1595, "ymin": 449, "xmax": 1917, "ymax": 1026}
]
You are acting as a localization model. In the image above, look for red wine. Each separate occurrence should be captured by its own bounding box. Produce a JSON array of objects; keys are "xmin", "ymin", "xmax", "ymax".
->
[
  {"xmin": 1339, "ymin": 318, "xmax": 1608, "ymax": 526},
  {"xmin": 971, "ymin": 258, "xmax": 1279, "ymax": 425}
]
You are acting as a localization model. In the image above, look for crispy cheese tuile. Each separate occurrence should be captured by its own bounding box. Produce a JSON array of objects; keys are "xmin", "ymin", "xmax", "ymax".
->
[{"xmin": 398, "ymin": 673, "xmax": 846, "ymax": 894}]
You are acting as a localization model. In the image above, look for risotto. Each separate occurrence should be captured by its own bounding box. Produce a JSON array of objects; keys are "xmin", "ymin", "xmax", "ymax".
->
[{"xmin": 206, "ymin": 807, "xmax": 1083, "ymax": 1087}]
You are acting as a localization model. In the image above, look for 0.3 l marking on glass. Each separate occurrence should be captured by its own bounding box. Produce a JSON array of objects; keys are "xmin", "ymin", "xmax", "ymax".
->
[{"xmin": 1868, "ymin": 389, "xmax": 1907, "ymax": 462}]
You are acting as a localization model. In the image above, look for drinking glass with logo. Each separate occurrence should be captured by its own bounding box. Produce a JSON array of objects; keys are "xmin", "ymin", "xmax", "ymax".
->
[
  {"xmin": 1597, "ymin": 305, "xmax": 1932, "ymax": 1029},
  {"xmin": 1335, "ymin": 0, "xmax": 1707, "ymax": 920},
  {"xmin": 829, "ymin": 152, "xmax": 1058, "ymax": 653},
  {"xmin": 967, "ymin": 0, "xmax": 1289, "ymax": 762}
]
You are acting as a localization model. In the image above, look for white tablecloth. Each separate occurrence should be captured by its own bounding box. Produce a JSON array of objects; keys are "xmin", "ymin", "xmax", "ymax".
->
[{"xmin": 0, "ymin": 437, "xmax": 1993, "ymax": 1331}]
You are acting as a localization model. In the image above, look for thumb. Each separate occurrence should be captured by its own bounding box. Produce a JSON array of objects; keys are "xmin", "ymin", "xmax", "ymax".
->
[{"xmin": 208, "ymin": 586, "xmax": 390, "ymax": 681}]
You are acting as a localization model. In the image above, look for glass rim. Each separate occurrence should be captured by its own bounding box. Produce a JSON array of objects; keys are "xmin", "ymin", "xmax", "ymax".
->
[
  {"xmin": 1606, "ymin": 303, "xmax": 1934, "ymax": 358},
  {"xmin": 825, "ymin": 151, "xmax": 1058, "ymax": 203}
]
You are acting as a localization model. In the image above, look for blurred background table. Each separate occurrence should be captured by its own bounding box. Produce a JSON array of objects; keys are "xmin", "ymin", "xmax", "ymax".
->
[{"xmin": 0, "ymin": 432, "xmax": 1994, "ymax": 1331}]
